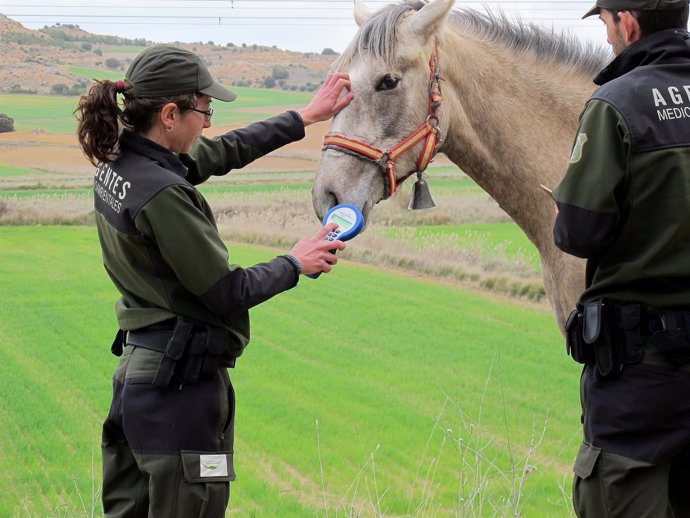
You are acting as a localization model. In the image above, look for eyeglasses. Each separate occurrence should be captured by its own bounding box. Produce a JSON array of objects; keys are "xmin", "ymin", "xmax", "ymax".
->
[{"xmin": 189, "ymin": 107, "xmax": 214, "ymax": 121}]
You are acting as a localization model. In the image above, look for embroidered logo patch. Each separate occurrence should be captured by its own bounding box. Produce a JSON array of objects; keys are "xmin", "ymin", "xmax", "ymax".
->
[
  {"xmin": 200, "ymin": 454, "xmax": 228, "ymax": 477},
  {"xmin": 569, "ymin": 133, "xmax": 588, "ymax": 164}
]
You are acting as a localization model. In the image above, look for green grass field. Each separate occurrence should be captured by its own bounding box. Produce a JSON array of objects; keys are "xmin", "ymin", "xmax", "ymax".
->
[
  {"xmin": 385, "ymin": 223, "xmax": 542, "ymax": 272},
  {"xmin": 66, "ymin": 66, "xmax": 124, "ymax": 82},
  {"xmin": 0, "ymin": 163, "xmax": 45, "ymax": 178},
  {"xmin": 0, "ymin": 95, "xmax": 83, "ymax": 133},
  {"xmin": 100, "ymin": 46, "xmax": 148, "ymax": 54},
  {"xmin": 0, "ymin": 90, "xmax": 569, "ymax": 515},
  {"xmin": 0, "ymin": 225, "xmax": 580, "ymax": 518},
  {"xmin": 0, "ymin": 172, "xmax": 482, "ymax": 196},
  {"xmin": 0, "ymin": 87, "xmax": 314, "ymax": 133}
]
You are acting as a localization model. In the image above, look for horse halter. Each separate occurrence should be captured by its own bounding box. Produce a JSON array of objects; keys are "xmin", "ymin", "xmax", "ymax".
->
[{"xmin": 322, "ymin": 40, "xmax": 443, "ymax": 200}]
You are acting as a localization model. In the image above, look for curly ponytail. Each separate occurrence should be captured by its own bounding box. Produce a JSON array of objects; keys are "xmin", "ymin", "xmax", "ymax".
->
[
  {"xmin": 74, "ymin": 80, "xmax": 127, "ymax": 166},
  {"xmin": 75, "ymin": 79, "xmax": 199, "ymax": 165}
]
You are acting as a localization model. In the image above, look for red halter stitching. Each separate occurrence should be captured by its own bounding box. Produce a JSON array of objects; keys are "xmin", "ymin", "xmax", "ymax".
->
[{"xmin": 321, "ymin": 134, "xmax": 385, "ymax": 161}]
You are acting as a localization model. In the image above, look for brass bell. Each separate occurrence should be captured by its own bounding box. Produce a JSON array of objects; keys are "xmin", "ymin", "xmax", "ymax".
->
[{"xmin": 408, "ymin": 171, "xmax": 436, "ymax": 210}]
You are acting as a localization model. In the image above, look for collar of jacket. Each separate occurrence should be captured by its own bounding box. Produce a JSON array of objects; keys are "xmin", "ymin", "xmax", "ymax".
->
[
  {"xmin": 594, "ymin": 28, "xmax": 690, "ymax": 86},
  {"xmin": 119, "ymin": 129, "xmax": 189, "ymax": 178}
]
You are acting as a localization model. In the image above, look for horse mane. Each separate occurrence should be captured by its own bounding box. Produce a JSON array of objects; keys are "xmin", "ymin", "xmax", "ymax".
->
[
  {"xmin": 332, "ymin": 2, "xmax": 415, "ymax": 69},
  {"xmin": 452, "ymin": 9, "xmax": 610, "ymax": 77},
  {"xmin": 332, "ymin": 0, "xmax": 610, "ymax": 78}
]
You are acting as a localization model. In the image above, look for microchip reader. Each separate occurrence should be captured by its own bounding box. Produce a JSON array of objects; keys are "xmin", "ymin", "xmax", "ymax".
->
[{"xmin": 308, "ymin": 203, "xmax": 363, "ymax": 279}]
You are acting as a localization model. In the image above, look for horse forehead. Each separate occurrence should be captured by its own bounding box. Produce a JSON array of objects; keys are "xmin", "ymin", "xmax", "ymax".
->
[
  {"xmin": 347, "ymin": 56, "xmax": 390, "ymax": 80},
  {"xmin": 348, "ymin": 61, "xmax": 371, "ymax": 83},
  {"xmin": 346, "ymin": 46, "xmax": 426, "ymax": 83}
]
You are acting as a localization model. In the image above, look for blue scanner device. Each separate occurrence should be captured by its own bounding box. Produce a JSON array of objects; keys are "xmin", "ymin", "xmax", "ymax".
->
[{"xmin": 307, "ymin": 204, "xmax": 364, "ymax": 279}]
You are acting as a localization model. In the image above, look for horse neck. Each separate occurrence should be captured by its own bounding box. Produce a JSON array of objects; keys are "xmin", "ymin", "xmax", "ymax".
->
[{"xmin": 437, "ymin": 30, "xmax": 596, "ymax": 254}]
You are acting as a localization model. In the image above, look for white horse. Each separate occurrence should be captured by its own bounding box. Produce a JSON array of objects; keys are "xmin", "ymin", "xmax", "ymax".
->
[{"xmin": 312, "ymin": 0, "xmax": 610, "ymax": 331}]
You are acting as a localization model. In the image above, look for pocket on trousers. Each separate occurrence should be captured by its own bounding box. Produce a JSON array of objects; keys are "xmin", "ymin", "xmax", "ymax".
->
[
  {"xmin": 181, "ymin": 450, "xmax": 236, "ymax": 482},
  {"xmin": 574, "ymin": 441, "xmax": 601, "ymax": 479}
]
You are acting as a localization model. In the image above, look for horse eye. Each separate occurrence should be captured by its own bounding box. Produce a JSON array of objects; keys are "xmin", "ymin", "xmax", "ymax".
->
[{"xmin": 376, "ymin": 75, "xmax": 400, "ymax": 91}]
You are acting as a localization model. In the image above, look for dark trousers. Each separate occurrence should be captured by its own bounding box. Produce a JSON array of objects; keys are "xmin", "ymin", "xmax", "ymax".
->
[
  {"xmin": 573, "ymin": 340, "xmax": 690, "ymax": 517},
  {"xmin": 102, "ymin": 345, "xmax": 235, "ymax": 518}
]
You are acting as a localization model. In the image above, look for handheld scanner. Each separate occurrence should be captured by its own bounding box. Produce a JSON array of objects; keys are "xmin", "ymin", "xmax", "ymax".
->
[{"xmin": 307, "ymin": 204, "xmax": 363, "ymax": 279}]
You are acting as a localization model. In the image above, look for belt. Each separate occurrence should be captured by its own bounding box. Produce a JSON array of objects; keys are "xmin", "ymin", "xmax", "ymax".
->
[
  {"xmin": 112, "ymin": 320, "xmax": 176, "ymax": 356},
  {"xmin": 127, "ymin": 319, "xmax": 177, "ymax": 352},
  {"xmin": 115, "ymin": 317, "xmax": 238, "ymax": 379},
  {"xmin": 127, "ymin": 328, "xmax": 174, "ymax": 352}
]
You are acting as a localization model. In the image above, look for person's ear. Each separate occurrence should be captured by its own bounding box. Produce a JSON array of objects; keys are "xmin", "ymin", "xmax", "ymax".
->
[
  {"xmin": 159, "ymin": 102, "xmax": 178, "ymax": 130},
  {"xmin": 619, "ymin": 11, "xmax": 642, "ymax": 44}
]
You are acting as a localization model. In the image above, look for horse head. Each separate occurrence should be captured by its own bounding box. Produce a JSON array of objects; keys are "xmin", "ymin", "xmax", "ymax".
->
[
  {"xmin": 312, "ymin": 0, "xmax": 454, "ymax": 225},
  {"xmin": 313, "ymin": 0, "xmax": 606, "ymax": 330}
]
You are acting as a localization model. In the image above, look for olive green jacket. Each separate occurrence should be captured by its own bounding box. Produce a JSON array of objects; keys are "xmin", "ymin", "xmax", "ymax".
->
[
  {"xmin": 94, "ymin": 111, "xmax": 305, "ymax": 352},
  {"xmin": 553, "ymin": 30, "xmax": 690, "ymax": 309}
]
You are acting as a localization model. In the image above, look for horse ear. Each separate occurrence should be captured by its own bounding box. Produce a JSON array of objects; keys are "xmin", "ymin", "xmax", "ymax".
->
[
  {"xmin": 409, "ymin": 0, "xmax": 454, "ymax": 41},
  {"xmin": 353, "ymin": 0, "xmax": 373, "ymax": 27}
]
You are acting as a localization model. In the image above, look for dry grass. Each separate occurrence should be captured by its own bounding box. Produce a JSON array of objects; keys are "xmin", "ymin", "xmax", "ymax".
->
[
  {"xmin": 0, "ymin": 194, "xmax": 94, "ymax": 225},
  {"xmin": 209, "ymin": 187, "xmax": 545, "ymax": 303},
  {"xmin": 0, "ymin": 174, "xmax": 546, "ymax": 304}
]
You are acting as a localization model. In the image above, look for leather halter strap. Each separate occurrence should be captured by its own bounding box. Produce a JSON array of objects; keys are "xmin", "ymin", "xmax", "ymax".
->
[{"xmin": 323, "ymin": 40, "xmax": 443, "ymax": 199}]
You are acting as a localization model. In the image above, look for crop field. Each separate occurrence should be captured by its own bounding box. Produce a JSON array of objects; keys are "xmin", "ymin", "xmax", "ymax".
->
[
  {"xmin": 0, "ymin": 90, "xmax": 581, "ymax": 517},
  {"xmin": 0, "ymin": 89, "xmax": 314, "ymax": 133}
]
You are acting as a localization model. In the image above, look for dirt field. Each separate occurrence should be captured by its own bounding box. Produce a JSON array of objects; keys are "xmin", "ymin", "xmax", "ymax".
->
[{"xmin": 0, "ymin": 119, "xmax": 333, "ymax": 177}]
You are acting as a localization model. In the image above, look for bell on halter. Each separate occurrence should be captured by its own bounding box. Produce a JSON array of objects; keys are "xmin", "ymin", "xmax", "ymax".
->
[{"xmin": 408, "ymin": 171, "xmax": 436, "ymax": 210}]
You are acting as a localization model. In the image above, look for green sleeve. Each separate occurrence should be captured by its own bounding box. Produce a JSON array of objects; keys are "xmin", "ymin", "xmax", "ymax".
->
[
  {"xmin": 135, "ymin": 186, "xmax": 298, "ymax": 318},
  {"xmin": 552, "ymin": 99, "xmax": 631, "ymax": 258},
  {"xmin": 135, "ymin": 186, "xmax": 231, "ymax": 296},
  {"xmin": 179, "ymin": 111, "xmax": 305, "ymax": 185}
]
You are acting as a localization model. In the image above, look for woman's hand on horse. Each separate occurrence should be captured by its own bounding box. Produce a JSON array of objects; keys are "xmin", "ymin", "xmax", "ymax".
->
[
  {"xmin": 289, "ymin": 223, "xmax": 346, "ymax": 275},
  {"xmin": 297, "ymin": 73, "xmax": 354, "ymax": 126}
]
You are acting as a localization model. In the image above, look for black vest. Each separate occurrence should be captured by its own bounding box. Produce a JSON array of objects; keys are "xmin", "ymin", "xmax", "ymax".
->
[
  {"xmin": 94, "ymin": 130, "xmax": 190, "ymax": 233},
  {"xmin": 592, "ymin": 29, "xmax": 690, "ymax": 153}
]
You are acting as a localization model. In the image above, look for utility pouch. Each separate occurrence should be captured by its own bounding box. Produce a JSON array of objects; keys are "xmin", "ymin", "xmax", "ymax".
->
[
  {"xmin": 201, "ymin": 326, "xmax": 233, "ymax": 375},
  {"xmin": 583, "ymin": 300, "xmax": 622, "ymax": 377},
  {"xmin": 650, "ymin": 311, "xmax": 690, "ymax": 365},
  {"xmin": 566, "ymin": 309, "xmax": 593, "ymax": 364},
  {"xmin": 111, "ymin": 329, "xmax": 127, "ymax": 357},
  {"xmin": 176, "ymin": 328, "xmax": 208, "ymax": 385},
  {"xmin": 612, "ymin": 303, "xmax": 643, "ymax": 364},
  {"xmin": 153, "ymin": 317, "xmax": 195, "ymax": 389},
  {"xmin": 173, "ymin": 324, "xmax": 238, "ymax": 383}
]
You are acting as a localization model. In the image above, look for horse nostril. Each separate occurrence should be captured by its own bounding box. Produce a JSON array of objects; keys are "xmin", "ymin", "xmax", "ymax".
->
[
  {"xmin": 327, "ymin": 192, "xmax": 338, "ymax": 210},
  {"xmin": 314, "ymin": 192, "xmax": 338, "ymax": 221}
]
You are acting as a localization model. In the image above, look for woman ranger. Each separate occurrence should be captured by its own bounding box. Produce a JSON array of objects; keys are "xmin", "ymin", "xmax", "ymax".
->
[{"xmin": 75, "ymin": 45, "xmax": 352, "ymax": 518}]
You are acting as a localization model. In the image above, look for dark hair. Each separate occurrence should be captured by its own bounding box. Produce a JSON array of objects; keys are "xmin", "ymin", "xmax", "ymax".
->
[
  {"xmin": 604, "ymin": 6, "xmax": 689, "ymax": 36},
  {"xmin": 74, "ymin": 80, "xmax": 198, "ymax": 165}
]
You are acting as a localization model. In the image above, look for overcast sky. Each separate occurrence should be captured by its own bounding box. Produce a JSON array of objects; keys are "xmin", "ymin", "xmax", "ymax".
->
[{"xmin": 2, "ymin": 1, "xmax": 611, "ymax": 53}]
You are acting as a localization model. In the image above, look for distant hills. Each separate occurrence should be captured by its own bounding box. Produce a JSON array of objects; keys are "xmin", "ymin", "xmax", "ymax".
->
[{"xmin": 0, "ymin": 13, "xmax": 336, "ymax": 96}]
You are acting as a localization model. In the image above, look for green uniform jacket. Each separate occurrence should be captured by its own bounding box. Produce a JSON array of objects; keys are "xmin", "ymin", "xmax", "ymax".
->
[
  {"xmin": 553, "ymin": 29, "xmax": 690, "ymax": 309},
  {"xmin": 93, "ymin": 111, "xmax": 305, "ymax": 354}
]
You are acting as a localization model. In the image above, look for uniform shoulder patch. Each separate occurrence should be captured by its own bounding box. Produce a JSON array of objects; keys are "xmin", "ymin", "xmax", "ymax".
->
[{"xmin": 569, "ymin": 133, "xmax": 588, "ymax": 164}]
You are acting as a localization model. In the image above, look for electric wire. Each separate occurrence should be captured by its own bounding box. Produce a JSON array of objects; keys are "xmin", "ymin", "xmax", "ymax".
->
[{"xmin": 0, "ymin": 1, "xmax": 603, "ymax": 40}]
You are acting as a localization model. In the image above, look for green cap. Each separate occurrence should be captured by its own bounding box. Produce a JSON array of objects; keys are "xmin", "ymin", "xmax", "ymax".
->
[
  {"xmin": 583, "ymin": 0, "xmax": 688, "ymax": 18},
  {"xmin": 125, "ymin": 45, "xmax": 236, "ymax": 101}
]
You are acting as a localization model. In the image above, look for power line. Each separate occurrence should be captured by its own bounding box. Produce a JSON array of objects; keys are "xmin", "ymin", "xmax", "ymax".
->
[
  {"xmin": 3, "ymin": 14, "xmax": 354, "ymax": 19},
  {"xmin": 0, "ymin": 0, "xmax": 596, "ymax": 3},
  {"xmin": 0, "ymin": 0, "xmax": 601, "ymax": 12},
  {"xmin": 0, "ymin": 2, "xmax": 602, "ymax": 39}
]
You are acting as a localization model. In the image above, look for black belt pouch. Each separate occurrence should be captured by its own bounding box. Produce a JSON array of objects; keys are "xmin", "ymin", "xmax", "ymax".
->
[
  {"xmin": 650, "ymin": 311, "xmax": 690, "ymax": 365},
  {"xmin": 566, "ymin": 309, "xmax": 592, "ymax": 364},
  {"xmin": 582, "ymin": 300, "xmax": 621, "ymax": 377}
]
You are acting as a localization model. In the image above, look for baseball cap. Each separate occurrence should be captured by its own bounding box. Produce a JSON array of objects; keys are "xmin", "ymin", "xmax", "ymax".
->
[
  {"xmin": 125, "ymin": 45, "xmax": 236, "ymax": 101},
  {"xmin": 583, "ymin": 0, "xmax": 688, "ymax": 18}
]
